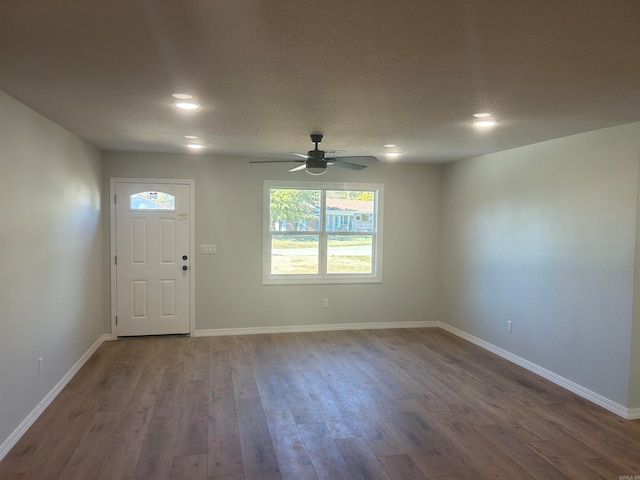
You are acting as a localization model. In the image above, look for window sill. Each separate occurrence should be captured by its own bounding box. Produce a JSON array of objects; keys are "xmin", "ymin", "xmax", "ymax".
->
[{"xmin": 263, "ymin": 275, "xmax": 382, "ymax": 286}]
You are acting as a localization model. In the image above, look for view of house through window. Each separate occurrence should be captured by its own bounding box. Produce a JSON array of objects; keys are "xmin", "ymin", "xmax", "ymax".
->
[
  {"xmin": 129, "ymin": 191, "xmax": 175, "ymax": 210},
  {"xmin": 264, "ymin": 181, "xmax": 383, "ymax": 284}
]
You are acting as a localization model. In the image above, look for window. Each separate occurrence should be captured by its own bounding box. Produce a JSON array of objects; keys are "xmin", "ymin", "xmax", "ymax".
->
[
  {"xmin": 263, "ymin": 180, "xmax": 383, "ymax": 284},
  {"xmin": 130, "ymin": 191, "xmax": 175, "ymax": 210}
]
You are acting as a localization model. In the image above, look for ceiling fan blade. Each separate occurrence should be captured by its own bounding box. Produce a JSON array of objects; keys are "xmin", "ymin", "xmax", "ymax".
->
[
  {"xmin": 249, "ymin": 160, "xmax": 304, "ymax": 164},
  {"xmin": 332, "ymin": 160, "xmax": 367, "ymax": 171},
  {"xmin": 257, "ymin": 136, "xmax": 376, "ymax": 174},
  {"xmin": 333, "ymin": 155, "xmax": 378, "ymax": 163}
]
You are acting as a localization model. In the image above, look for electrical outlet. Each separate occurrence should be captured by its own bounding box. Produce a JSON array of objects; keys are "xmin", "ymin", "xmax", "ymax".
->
[
  {"xmin": 507, "ymin": 321, "xmax": 513, "ymax": 332},
  {"xmin": 38, "ymin": 357, "xmax": 43, "ymax": 374},
  {"xmin": 323, "ymin": 299, "xmax": 329, "ymax": 308}
]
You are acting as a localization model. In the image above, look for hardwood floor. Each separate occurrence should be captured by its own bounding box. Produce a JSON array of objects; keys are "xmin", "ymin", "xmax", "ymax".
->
[{"xmin": 1, "ymin": 328, "xmax": 639, "ymax": 479}]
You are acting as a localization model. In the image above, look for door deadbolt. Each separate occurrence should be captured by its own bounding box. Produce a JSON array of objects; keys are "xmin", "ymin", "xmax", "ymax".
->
[{"xmin": 182, "ymin": 255, "xmax": 188, "ymax": 261}]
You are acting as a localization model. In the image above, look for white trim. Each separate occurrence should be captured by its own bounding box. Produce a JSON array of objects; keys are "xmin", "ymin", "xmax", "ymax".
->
[
  {"xmin": 1, "ymin": 323, "xmax": 637, "ymax": 462},
  {"xmin": 195, "ymin": 321, "xmax": 437, "ymax": 337},
  {"xmin": 0, "ymin": 334, "xmax": 112, "ymax": 462},
  {"xmin": 109, "ymin": 178, "xmax": 196, "ymax": 337},
  {"xmin": 262, "ymin": 180, "xmax": 384, "ymax": 285},
  {"xmin": 196, "ymin": 319, "xmax": 638, "ymax": 419},
  {"xmin": 438, "ymin": 323, "xmax": 636, "ymax": 420}
]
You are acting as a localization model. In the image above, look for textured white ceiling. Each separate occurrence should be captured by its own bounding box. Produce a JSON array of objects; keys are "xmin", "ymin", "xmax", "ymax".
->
[{"xmin": 1, "ymin": 0, "xmax": 640, "ymax": 163}]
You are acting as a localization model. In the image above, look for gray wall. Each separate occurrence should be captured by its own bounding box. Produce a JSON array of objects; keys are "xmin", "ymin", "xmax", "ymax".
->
[
  {"xmin": 0, "ymin": 92, "xmax": 106, "ymax": 447},
  {"xmin": 104, "ymin": 153, "xmax": 442, "ymax": 331},
  {"xmin": 440, "ymin": 123, "xmax": 640, "ymax": 407},
  {"xmin": 630, "ymin": 183, "xmax": 640, "ymax": 409},
  {"xmin": 3, "ymin": 84, "xmax": 640, "ymax": 458}
]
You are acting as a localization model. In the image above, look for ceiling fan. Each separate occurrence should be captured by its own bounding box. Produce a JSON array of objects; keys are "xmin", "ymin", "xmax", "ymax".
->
[{"xmin": 250, "ymin": 134, "xmax": 378, "ymax": 175}]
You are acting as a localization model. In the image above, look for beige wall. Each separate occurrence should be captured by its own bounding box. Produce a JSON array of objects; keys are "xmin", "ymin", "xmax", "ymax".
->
[
  {"xmin": 0, "ymin": 91, "xmax": 105, "ymax": 448},
  {"xmin": 103, "ymin": 152, "xmax": 442, "ymax": 331},
  {"xmin": 440, "ymin": 123, "xmax": 640, "ymax": 407}
]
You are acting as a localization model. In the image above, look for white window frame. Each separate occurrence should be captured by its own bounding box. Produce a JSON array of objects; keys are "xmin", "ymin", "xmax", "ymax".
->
[{"xmin": 263, "ymin": 180, "xmax": 384, "ymax": 285}]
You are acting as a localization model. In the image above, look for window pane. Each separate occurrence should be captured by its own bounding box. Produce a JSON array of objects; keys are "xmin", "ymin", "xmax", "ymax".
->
[
  {"xmin": 130, "ymin": 192, "xmax": 175, "ymax": 210},
  {"xmin": 271, "ymin": 235, "xmax": 319, "ymax": 274},
  {"xmin": 325, "ymin": 190, "xmax": 375, "ymax": 232},
  {"xmin": 264, "ymin": 181, "xmax": 383, "ymax": 284},
  {"xmin": 327, "ymin": 235, "xmax": 373, "ymax": 274},
  {"xmin": 270, "ymin": 188, "xmax": 321, "ymax": 232}
]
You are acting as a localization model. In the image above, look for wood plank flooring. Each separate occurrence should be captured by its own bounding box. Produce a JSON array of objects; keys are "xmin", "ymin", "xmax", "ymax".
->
[{"xmin": 1, "ymin": 328, "xmax": 639, "ymax": 479}]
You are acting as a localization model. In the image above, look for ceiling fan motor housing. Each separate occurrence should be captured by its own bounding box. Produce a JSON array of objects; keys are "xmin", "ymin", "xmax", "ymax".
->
[
  {"xmin": 308, "ymin": 149, "xmax": 325, "ymax": 161},
  {"xmin": 306, "ymin": 158, "xmax": 327, "ymax": 171}
]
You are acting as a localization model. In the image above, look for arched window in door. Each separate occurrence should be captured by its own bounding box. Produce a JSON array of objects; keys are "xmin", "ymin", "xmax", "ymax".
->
[{"xmin": 130, "ymin": 192, "xmax": 176, "ymax": 210}]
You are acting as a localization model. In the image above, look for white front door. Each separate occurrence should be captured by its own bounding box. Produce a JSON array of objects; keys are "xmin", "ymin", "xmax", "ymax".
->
[{"xmin": 114, "ymin": 182, "xmax": 191, "ymax": 336}]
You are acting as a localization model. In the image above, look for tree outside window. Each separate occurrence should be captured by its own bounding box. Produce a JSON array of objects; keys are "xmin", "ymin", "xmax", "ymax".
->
[{"xmin": 263, "ymin": 181, "xmax": 383, "ymax": 284}]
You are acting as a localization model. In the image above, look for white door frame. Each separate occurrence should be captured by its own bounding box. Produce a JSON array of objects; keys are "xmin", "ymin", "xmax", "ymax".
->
[{"xmin": 110, "ymin": 178, "xmax": 195, "ymax": 338}]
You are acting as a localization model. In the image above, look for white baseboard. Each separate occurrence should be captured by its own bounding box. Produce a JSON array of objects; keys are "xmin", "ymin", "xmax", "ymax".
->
[
  {"xmin": 628, "ymin": 408, "xmax": 640, "ymax": 420},
  {"xmin": 0, "ymin": 333, "xmax": 112, "ymax": 462},
  {"xmin": 2, "ymin": 322, "xmax": 636, "ymax": 463},
  {"xmin": 196, "ymin": 320, "xmax": 639, "ymax": 419},
  {"xmin": 438, "ymin": 323, "xmax": 634, "ymax": 420},
  {"xmin": 195, "ymin": 320, "xmax": 438, "ymax": 337}
]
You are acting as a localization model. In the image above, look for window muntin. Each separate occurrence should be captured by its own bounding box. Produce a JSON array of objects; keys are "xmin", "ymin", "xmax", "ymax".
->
[
  {"xmin": 130, "ymin": 192, "xmax": 176, "ymax": 210},
  {"xmin": 264, "ymin": 181, "xmax": 383, "ymax": 284}
]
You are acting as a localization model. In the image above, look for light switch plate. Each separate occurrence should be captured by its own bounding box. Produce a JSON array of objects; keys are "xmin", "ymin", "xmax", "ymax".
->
[{"xmin": 200, "ymin": 244, "xmax": 216, "ymax": 254}]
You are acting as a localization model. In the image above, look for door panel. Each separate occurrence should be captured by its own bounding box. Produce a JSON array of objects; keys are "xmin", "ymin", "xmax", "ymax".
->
[
  {"xmin": 131, "ymin": 219, "xmax": 147, "ymax": 263},
  {"xmin": 161, "ymin": 219, "xmax": 176, "ymax": 263},
  {"xmin": 115, "ymin": 182, "xmax": 190, "ymax": 336},
  {"xmin": 132, "ymin": 281, "xmax": 148, "ymax": 317},
  {"xmin": 161, "ymin": 280, "xmax": 176, "ymax": 316}
]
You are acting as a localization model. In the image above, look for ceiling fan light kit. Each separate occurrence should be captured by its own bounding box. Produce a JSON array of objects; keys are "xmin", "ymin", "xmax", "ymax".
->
[
  {"xmin": 250, "ymin": 133, "xmax": 378, "ymax": 175},
  {"xmin": 305, "ymin": 158, "xmax": 328, "ymax": 175}
]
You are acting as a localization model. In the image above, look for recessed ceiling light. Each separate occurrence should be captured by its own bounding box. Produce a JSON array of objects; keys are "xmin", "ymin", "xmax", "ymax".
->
[
  {"xmin": 184, "ymin": 135, "xmax": 198, "ymax": 139},
  {"xmin": 473, "ymin": 112, "xmax": 492, "ymax": 118},
  {"xmin": 172, "ymin": 93, "xmax": 193, "ymax": 100},
  {"xmin": 383, "ymin": 144, "xmax": 396, "ymax": 148},
  {"xmin": 385, "ymin": 152, "xmax": 401, "ymax": 158},
  {"xmin": 473, "ymin": 119, "xmax": 497, "ymax": 127},
  {"xmin": 175, "ymin": 101, "xmax": 200, "ymax": 110},
  {"xmin": 186, "ymin": 143, "xmax": 203, "ymax": 149}
]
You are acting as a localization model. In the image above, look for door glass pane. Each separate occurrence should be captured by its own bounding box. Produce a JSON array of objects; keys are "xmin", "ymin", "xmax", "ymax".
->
[
  {"xmin": 271, "ymin": 235, "xmax": 319, "ymax": 274},
  {"xmin": 130, "ymin": 192, "xmax": 175, "ymax": 210},
  {"xmin": 327, "ymin": 235, "xmax": 372, "ymax": 273},
  {"xmin": 270, "ymin": 188, "xmax": 321, "ymax": 232},
  {"xmin": 325, "ymin": 190, "xmax": 375, "ymax": 232}
]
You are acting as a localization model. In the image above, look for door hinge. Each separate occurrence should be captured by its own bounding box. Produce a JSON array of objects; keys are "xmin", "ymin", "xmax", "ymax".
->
[
  {"xmin": 114, "ymin": 255, "xmax": 117, "ymax": 265},
  {"xmin": 114, "ymin": 194, "xmax": 117, "ymax": 204},
  {"xmin": 115, "ymin": 316, "xmax": 118, "ymax": 325}
]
